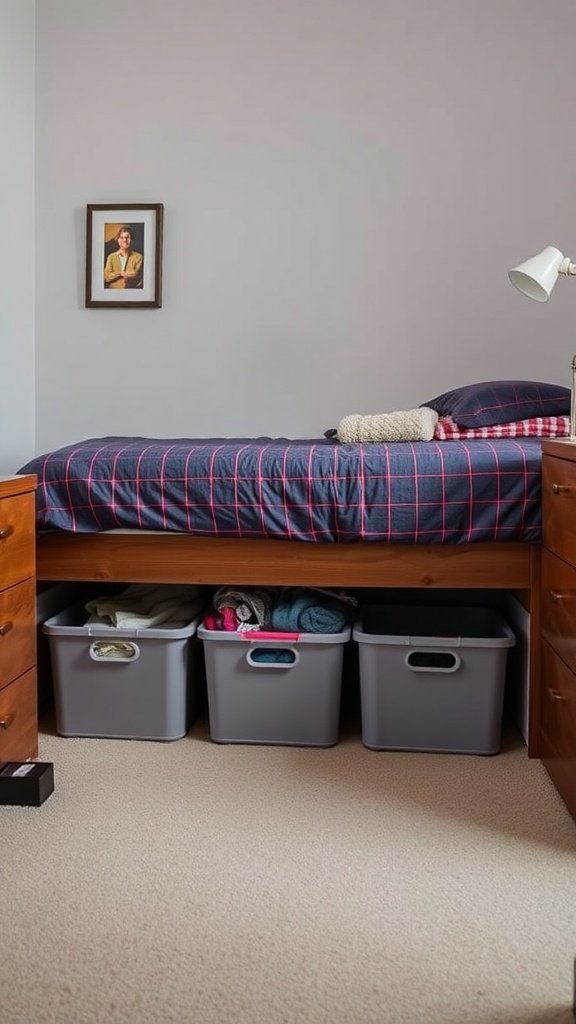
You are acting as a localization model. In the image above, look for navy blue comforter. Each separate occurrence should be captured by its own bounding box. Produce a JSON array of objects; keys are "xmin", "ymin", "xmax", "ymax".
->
[{"xmin": 20, "ymin": 435, "xmax": 543, "ymax": 543}]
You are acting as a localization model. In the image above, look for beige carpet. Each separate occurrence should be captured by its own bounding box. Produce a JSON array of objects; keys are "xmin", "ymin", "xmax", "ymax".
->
[{"xmin": 1, "ymin": 709, "xmax": 575, "ymax": 1024}]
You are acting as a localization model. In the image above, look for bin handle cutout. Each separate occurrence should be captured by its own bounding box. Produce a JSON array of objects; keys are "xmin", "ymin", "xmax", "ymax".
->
[
  {"xmin": 89, "ymin": 640, "xmax": 141, "ymax": 663},
  {"xmin": 405, "ymin": 649, "xmax": 461, "ymax": 673},
  {"xmin": 245, "ymin": 647, "xmax": 300, "ymax": 669}
]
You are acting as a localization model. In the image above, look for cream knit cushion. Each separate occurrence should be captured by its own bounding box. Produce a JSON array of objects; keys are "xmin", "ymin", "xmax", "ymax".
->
[{"xmin": 337, "ymin": 407, "xmax": 439, "ymax": 443}]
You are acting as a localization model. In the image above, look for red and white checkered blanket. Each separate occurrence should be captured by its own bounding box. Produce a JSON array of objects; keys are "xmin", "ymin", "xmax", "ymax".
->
[{"xmin": 434, "ymin": 414, "xmax": 571, "ymax": 440}]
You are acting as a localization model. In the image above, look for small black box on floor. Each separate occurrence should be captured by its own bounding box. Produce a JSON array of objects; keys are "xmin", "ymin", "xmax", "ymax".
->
[{"xmin": 0, "ymin": 762, "xmax": 54, "ymax": 806}]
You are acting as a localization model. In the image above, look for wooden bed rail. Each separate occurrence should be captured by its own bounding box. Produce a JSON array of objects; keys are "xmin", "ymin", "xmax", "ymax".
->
[{"xmin": 36, "ymin": 534, "xmax": 535, "ymax": 589}]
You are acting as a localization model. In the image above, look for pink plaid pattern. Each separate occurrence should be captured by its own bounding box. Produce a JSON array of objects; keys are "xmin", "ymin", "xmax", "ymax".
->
[
  {"xmin": 20, "ymin": 435, "xmax": 544, "ymax": 543},
  {"xmin": 434, "ymin": 415, "xmax": 570, "ymax": 441}
]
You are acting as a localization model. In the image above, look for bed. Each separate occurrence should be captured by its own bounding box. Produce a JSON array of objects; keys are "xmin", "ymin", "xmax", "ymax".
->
[{"xmin": 22, "ymin": 434, "xmax": 543, "ymax": 753}]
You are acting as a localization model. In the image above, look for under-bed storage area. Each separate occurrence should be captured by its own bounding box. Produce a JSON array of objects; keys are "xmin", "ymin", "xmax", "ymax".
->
[{"xmin": 36, "ymin": 583, "xmax": 526, "ymax": 755}]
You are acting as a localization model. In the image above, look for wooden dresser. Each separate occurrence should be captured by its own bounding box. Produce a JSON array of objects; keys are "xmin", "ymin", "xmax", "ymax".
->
[
  {"xmin": 0, "ymin": 475, "xmax": 37, "ymax": 762},
  {"xmin": 540, "ymin": 440, "xmax": 576, "ymax": 819}
]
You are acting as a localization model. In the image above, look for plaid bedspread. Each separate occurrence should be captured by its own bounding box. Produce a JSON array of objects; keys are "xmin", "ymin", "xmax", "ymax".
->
[{"xmin": 20, "ymin": 435, "xmax": 543, "ymax": 543}]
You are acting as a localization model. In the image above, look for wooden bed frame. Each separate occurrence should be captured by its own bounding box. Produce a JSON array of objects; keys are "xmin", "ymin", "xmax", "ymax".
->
[{"xmin": 36, "ymin": 533, "xmax": 541, "ymax": 756}]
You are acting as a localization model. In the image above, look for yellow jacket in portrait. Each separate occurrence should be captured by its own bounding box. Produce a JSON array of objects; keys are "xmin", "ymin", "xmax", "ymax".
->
[{"xmin": 104, "ymin": 251, "xmax": 143, "ymax": 288}]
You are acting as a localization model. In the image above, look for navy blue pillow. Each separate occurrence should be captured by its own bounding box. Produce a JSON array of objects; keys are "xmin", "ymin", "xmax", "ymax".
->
[{"xmin": 422, "ymin": 380, "xmax": 570, "ymax": 427}]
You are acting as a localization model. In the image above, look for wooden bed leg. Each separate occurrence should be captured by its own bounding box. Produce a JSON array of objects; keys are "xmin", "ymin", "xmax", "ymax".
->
[{"xmin": 527, "ymin": 545, "xmax": 541, "ymax": 758}]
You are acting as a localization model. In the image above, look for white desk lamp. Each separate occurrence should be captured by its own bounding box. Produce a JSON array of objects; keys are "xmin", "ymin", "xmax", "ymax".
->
[{"xmin": 509, "ymin": 245, "xmax": 576, "ymax": 440}]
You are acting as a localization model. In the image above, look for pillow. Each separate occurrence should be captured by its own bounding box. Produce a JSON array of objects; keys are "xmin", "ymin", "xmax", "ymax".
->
[{"xmin": 422, "ymin": 380, "xmax": 570, "ymax": 427}]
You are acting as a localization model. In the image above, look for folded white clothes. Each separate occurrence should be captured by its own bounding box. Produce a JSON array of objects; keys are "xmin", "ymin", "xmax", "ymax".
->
[
  {"xmin": 337, "ymin": 407, "xmax": 438, "ymax": 443},
  {"xmin": 85, "ymin": 583, "xmax": 204, "ymax": 629},
  {"xmin": 88, "ymin": 640, "xmax": 138, "ymax": 659}
]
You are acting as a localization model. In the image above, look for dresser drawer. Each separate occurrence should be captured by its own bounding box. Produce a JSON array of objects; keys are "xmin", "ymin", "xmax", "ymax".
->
[
  {"xmin": 541, "ymin": 549, "xmax": 576, "ymax": 675},
  {"xmin": 0, "ymin": 492, "xmax": 35, "ymax": 588},
  {"xmin": 0, "ymin": 578, "xmax": 36, "ymax": 689},
  {"xmin": 540, "ymin": 641, "xmax": 576, "ymax": 818},
  {"xmin": 0, "ymin": 667, "xmax": 37, "ymax": 761},
  {"xmin": 542, "ymin": 455, "xmax": 576, "ymax": 566}
]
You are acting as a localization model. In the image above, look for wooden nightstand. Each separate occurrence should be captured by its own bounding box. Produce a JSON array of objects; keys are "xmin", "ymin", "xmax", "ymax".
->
[
  {"xmin": 540, "ymin": 440, "xmax": 576, "ymax": 820},
  {"xmin": 0, "ymin": 475, "xmax": 37, "ymax": 762}
]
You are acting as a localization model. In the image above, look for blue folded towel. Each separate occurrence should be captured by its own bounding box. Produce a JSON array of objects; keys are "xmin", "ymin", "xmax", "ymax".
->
[
  {"xmin": 271, "ymin": 593, "xmax": 316, "ymax": 632},
  {"xmin": 299, "ymin": 600, "xmax": 348, "ymax": 633},
  {"xmin": 250, "ymin": 649, "xmax": 296, "ymax": 664},
  {"xmin": 270, "ymin": 591, "xmax": 348, "ymax": 634}
]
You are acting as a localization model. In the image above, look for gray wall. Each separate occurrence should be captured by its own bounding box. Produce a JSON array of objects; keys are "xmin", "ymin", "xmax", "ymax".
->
[
  {"xmin": 35, "ymin": 0, "xmax": 576, "ymax": 451},
  {"xmin": 0, "ymin": 1, "xmax": 35, "ymax": 472}
]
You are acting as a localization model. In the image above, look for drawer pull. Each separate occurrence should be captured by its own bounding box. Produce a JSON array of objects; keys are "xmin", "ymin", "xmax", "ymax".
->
[
  {"xmin": 549, "ymin": 591, "xmax": 576, "ymax": 603},
  {"xmin": 548, "ymin": 688, "xmax": 566, "ymax": 703},
  {"xmin": 0, "ymin": 525, "xmax": 14, "ymax": 540},
  {"xmin": 0, "ymin": 714, "xmax": 14, "ymax": 730},
  {"xmin": 0, "ymin": 621, "xmax": 13, "ymax": 637},
  {"xmin": 551, "ymin": 483, "xmax": 571, "ymax": 494}
]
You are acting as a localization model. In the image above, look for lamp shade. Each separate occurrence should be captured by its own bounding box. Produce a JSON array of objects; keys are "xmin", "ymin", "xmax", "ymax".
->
[{"xmin": 508, "ymin": 245, "xmax": 564, "ymax": 301}]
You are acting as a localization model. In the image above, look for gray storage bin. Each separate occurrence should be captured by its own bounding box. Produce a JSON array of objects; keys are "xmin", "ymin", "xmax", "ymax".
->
[
  {"xmin": 43, "ymin": 605, "xmax": 204, "ymax": 741},
  {"xmin": 36, "ymin": 583, "xmax": 104, "ymax": 708},
  {"xmin": 198, "ymin": 625, "xmax": 351, "ymax": 746},
  {"xmin": 354, "ymin": 605, "xmax": 516, "ymax": 755}
]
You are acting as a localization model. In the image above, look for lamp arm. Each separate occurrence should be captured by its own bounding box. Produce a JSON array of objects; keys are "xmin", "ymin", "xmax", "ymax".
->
[{"xmin": 559, "ymin": 257, "xmax": 576, "ymax": 275}]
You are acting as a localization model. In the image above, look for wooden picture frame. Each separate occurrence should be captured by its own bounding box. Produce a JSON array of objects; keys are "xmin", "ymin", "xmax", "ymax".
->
[{"xmin": 85, "ymin": 203, "xmax": 163, "ymax": 308}]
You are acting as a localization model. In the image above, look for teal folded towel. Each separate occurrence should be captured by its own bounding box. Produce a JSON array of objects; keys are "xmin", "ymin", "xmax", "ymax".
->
[
  {"xmin": 250, "ymin": 649, "xmax": 296, "ymax": 664},
  {"xmin": 299, "ymin": 600, "xmax": 348, "ymax": 633},
  {"xmin": 271, "ymin": 593, "xmax": 316, "ymax": 632},
  {"xmin": 270, "ymin": 591, "xmax": 348, "ymax": 634}
]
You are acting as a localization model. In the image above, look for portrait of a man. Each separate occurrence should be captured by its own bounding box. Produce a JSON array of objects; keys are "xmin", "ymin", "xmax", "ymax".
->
[
  {"xmin": 86, "ymin": 204, "xmax": 162, "ymax": 308},
  {"xmin": 103, "ymin": 223, "xmax": 143, "ymax": 289}
]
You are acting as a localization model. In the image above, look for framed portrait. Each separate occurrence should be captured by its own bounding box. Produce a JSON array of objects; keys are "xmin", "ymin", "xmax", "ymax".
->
[{"xmin": 85, "ymin": 203, "xmax": 163, "ymax": 308}]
